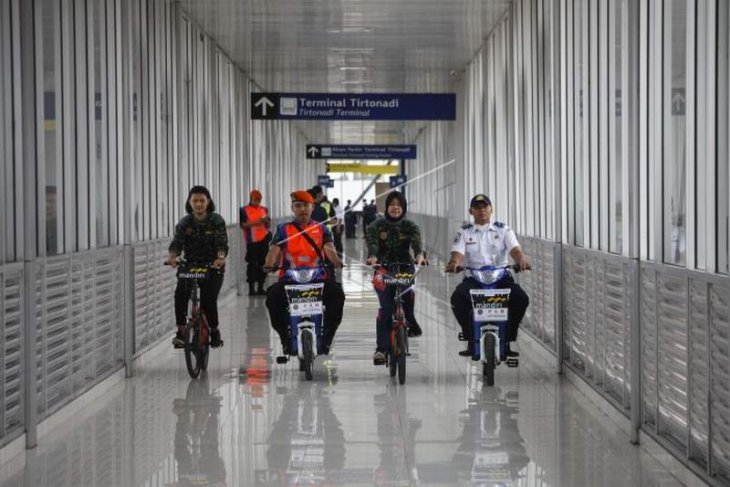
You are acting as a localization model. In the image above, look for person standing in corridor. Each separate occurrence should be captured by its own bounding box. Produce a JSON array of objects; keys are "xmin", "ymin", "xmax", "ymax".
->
[{"xmin": 240, "ymin": 189, "xmax": 271, "ymax": 295}]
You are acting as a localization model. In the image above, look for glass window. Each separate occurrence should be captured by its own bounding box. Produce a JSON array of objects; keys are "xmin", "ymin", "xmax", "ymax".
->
[
  {"xmin": 0, "ymin": 0, "xmax": 12, "ymax": 262},
  {"xmin": 38, "ymin": 0, "xmax": 64, "ymax": 255},
  {"xmin": 663, "ymin": 0, "xmax": 688, "ymax": 265},
  {"xmin": 720, "ymin": 0, "xmax": 729, "ymax": 274},
  {"xmin": 574, "ymin": 0, "xmax": 586, "ymax": 247}
]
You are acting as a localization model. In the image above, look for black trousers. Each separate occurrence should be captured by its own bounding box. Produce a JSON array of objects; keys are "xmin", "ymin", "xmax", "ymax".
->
[
  {"xmin": 174, "ymin": 271, "xmax": 224, "ymax": 328},
  {"xmin": 450, "ymin": 276, "xmax": 529, "ymax": 342},
  {"xmin": 246, "ymin": 234, "xmax": 271, "ymax": 284},
  {"xmin": 333, "ymin": 226, "xmax": 343, "ymax": 254},
  {"xmin": 375, "ymin": 286, "xmax": 416, "ymax": 351},
  {"xmin": 265, "ymin": 280, "xmax": 345, "ymax": 348},
  {"xmin": 345, "ymin": 215, "xmax": 357, "ymax": 238}
]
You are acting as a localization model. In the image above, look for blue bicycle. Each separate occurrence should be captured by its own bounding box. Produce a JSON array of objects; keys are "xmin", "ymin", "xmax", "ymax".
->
[
  {"xmin": 455, "ymin": 264, "xmax": 528, "ymax": 386},
  {"xmin": 273, "ymin": 266, "xmax": 328, "ymax": 381}
]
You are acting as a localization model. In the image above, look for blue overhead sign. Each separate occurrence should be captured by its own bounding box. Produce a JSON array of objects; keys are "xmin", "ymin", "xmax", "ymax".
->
[
  {"xmin": 306, "ymin": 145, "xmax": 417, "ymax": 160},
  {"xmin": 251, "ymin": 93, "xmax": 455, "ymax": 121},
  {"xmin": 317, "ymin": 174, "xmax": 334, "ymax": 188},
  {"xmin": 389, "ymin": 175, "xmax": 407, "ymax": 188}
]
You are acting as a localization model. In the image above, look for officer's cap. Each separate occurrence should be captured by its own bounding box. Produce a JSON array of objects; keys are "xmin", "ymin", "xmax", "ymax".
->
[{"xmin": 469, "ymin": 194, "xmax": 492, "ymax": 208}]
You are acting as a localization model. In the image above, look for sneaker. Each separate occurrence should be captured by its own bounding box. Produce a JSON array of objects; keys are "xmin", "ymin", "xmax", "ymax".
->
[
  {"xmin": 373, "ymin": 350, "xmax": 386, "ymax": 365},
  {"xmin": 407, "ymin": 321, "xmax": 422, "ymax": 337},
  {"xmin": 458, "ymin": 347, "xmax": 472, "ymax": 357},
  {"xmin": 172, "ymin": 332, "xmax": 186, "ymax": 348},
  {"xmin": 210, "ymin": 329, "xmax": 224, "ymax": 348}
]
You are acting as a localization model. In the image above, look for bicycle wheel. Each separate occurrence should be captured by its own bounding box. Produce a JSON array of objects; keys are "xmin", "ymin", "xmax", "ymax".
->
[
  {"xmin": 301, "ymin": 329, "xmax": 314, "ymax": 381},
  {"xmin": 199, "ymin": 319, "xmax": 210, "ymax": 372},
  {"xmin": 397, "ymin": 326, "xmax": 407, "ymax": 385},
  {"xmin": 185, "ymin": 325, "xmax": 202, "ymax": 379},
  {"xmin": 389, "ymin": 329, "xmax": 397, "ymax": 378},
  {"xmin": 482, "ymin": 333, "xmax": 496, "ymax": 386}
]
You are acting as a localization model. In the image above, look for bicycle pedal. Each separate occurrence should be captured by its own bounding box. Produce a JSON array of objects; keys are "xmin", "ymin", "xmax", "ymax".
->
[
  {"xmin": 276, "ymin": 356, "xmax": 289, "ymax": 364},
  {"xmin": 506, "ymin": 358, "xmax": 519, "ymax": 368}
]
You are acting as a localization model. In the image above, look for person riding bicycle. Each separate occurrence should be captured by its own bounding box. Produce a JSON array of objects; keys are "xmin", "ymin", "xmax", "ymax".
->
[
  {"xmin": 263, "ymin": 190, "xmax": 345, "ymax": 355},
  {"xmin": 445, "ymin": 194, "xmax": 530, "ymax": 357},
  {"xmin": 366, "ymin": 191, "xmax": 427, "ymax": 364},
  {"xmin": 167, "ymin": 186, "xmax": 228, "ymax": 349}
]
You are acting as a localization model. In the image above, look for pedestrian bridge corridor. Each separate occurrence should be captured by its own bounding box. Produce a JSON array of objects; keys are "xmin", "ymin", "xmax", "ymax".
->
[{"xmin": 0, "ymin": 240, "xmax": 695, "ymax": 487}]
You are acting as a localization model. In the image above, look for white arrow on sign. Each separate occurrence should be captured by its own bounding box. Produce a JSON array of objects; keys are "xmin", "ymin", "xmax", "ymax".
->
[
  {"xmin": 308, "ymin": 146, "xmax": 320, "ymax": 157},
  {"xmin": 672, "ymin": 91, "xmax": 685, "ymax": 113},
  {"xmin": 254, "ymin": 96, "xmax": 274, "ymax": 116}
]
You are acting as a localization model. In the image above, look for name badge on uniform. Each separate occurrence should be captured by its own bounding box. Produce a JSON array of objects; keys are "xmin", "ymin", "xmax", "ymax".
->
[{"xmin": 466, "ymin": 239, "xmax": 477, "ymax": 245}]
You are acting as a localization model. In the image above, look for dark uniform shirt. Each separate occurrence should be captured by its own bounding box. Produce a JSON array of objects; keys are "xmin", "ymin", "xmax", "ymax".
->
[
  {"xmin": 169, "ymin": 213, "xmax": 229, "ymax": 264},
  {"xmin": 366, "ymin": 217, "xmax": 424, "ymax": 264}
]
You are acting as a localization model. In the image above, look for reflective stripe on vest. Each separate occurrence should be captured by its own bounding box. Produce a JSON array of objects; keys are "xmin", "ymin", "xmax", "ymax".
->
[{"xmin": 243, "ymin": 205, "xmax": 268, "ymax": 243}]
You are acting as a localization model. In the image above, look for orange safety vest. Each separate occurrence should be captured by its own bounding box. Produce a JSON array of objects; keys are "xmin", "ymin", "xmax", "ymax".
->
[
  {"xmin": 241, "ymin": 205, "xmax": 269, "ymax": 243},
  {"xmin": 279, "ymin": 221, "xmax": 326, "ymax": 278}
]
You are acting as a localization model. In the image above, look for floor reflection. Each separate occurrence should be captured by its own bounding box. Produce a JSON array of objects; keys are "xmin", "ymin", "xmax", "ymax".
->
[
  {"xmin": 172, "ymin": 374, "xmax": 226, "ymax": 487},
  {"xmin": 450, "ymin": 386, "xmax": 530, "ymax": 485},
  {"xmin": 261, "ymin": 382, "xmax": 345, "ymax": 486}
]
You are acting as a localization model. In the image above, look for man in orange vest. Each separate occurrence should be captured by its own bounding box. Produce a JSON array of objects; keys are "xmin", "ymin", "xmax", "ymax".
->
[
  {"xmin": 263, "ymin": 190, "xmax": 345, "ymax": 355},
  {"xmin": 240, "ymin": 189, "xmax": 271, "ymax": 295}
]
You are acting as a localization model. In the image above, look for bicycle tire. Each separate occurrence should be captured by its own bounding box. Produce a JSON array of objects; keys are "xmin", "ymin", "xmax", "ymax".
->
[
  {"xmin": 483, "ymin": 333, "xmax": 496, "ymax": 386},
  {"xmin": 185, "ymin": 325, "xmax": 202, "ymax": 379},
  {"xmin": 389, "ymin": 329, "xmax": 397, "ymax": 378},
  {"xmin": 301, "ymin": 329, "xmax": 314, "ymax": 381},
  {"xmin": 397, "ymin": 326, "xmax": 407, "ymax": 385},
  {"xmin": 199, "ymin": 318, "xmax": 210, "ymax": 372}
]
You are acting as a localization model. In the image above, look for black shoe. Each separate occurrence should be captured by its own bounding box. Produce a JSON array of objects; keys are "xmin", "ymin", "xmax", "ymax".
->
[
  {"xmin": 257, "ymin": 286, "xmax": 267, "ymax": 295},
  {"xmin": 458, "ymin": 347, "xmax": 472, "ymax": 357},
  {"xmin": 210, "ymin": 329, "xmax": 223, "ymax": 348},
  {"xmin": 172, "ymin": 332, "xmax": 186, "ymax": 349},
  {"xmin": 507, "ymin": 350, "xmax": 519, "ymax": 357},
  {"xmin": 248, "ymin": 285, "xmax": 256, "ymax": 296},
  {"xmin": 407, "ymin": 322, "xmax": 422, "ymax": 337}
]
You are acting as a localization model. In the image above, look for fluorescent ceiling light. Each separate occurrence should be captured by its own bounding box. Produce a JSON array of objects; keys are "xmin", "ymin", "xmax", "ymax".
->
[{"xmin": 339, "ymin": 66, "xmax": 368, "ymax": 71}]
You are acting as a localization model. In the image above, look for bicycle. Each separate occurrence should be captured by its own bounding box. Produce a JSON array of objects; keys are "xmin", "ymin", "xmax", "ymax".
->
[
  {"xmin": 451, "ymin": 264, "xmax": 529, "ymax": 386},
  {"xmin": 165, "ymin": 258, "xmax": 220, "ymax": 379},
  {"xmin": 371, "ymin": 263, "xmax": 422, "ymax": 385},
  {"xmin": 269, "ymin": 265, "xmax": 329, "ymax": 381}
]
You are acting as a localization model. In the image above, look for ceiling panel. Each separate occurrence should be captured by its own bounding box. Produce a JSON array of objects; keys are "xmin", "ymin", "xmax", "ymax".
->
[{"xmin": 179, "ymin": 0, "xmax": 513, "ymax": 144}]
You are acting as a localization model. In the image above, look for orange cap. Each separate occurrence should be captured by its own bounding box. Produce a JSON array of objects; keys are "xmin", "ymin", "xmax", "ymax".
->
[
  {"xmin": 290, "ymin": 190, "xmax": 314, "ymax": 203},
  {"xmin": 250, "ymin": 189, "xmax": 262, "ymax": 200}
]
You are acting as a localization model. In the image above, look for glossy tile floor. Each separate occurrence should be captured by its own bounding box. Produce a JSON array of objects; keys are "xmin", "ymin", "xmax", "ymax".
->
[{"xmin": 0, "ymin": 239, "xmax": 697, "ymax": 486}]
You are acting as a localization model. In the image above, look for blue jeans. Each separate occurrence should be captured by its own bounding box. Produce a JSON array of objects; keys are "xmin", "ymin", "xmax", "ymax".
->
[{"xmin": 375, "ymin": 286, "xmax": 416, "ymax": 352}]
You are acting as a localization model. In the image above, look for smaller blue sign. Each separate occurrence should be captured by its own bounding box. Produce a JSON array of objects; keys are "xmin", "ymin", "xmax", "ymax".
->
[
  {"xmin": 307, "ymin": 145, "xmax": 416, "ymax": 160},
  {"xmin": 317, "ymin": 174, "xmax": 334, "ymax": 188},
  {"xmin": 389, "ymin": 175, "xmax": 407, "ymax": 188}
]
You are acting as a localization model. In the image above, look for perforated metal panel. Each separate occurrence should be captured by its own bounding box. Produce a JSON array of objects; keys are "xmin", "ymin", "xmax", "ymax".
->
[
  {"xmin": 515, "ymin": 236, "xmax": 557, "ymax": 352},
  {"xmin": 33, "ymin": 249, "xmax": 125, "ymax": 420},
  {"xmin": 0, "ymin": 263, "xmax": 24, "ymax": 445},
  {"xmin": 641, "ymin": 264, "xmax": 730, "ymax": 481},
  {"xmin": 562, "ymin": 247, "xmax": 632, "ymax": 413},
  {"xmin": 133, "ymin": 239, "xmax": 176, "ymax": 354}
]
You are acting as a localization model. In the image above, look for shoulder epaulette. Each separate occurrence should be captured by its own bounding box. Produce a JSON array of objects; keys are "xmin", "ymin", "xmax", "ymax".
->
[
  {"xmin": 461, "ymin": 223, "xmax": 473, "ymax": 230},
  {"xmin": 493, "ymin": 221, "xmax": 505, "ymax": 228}
]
